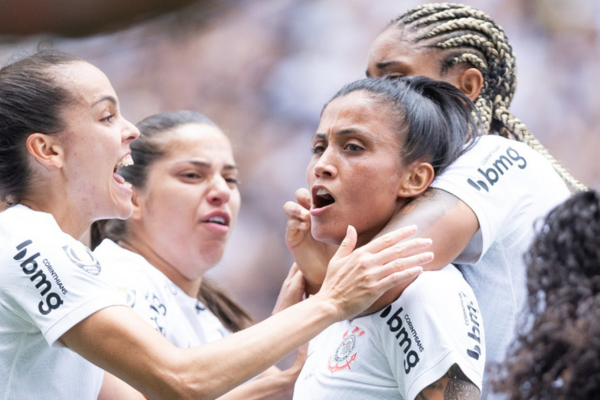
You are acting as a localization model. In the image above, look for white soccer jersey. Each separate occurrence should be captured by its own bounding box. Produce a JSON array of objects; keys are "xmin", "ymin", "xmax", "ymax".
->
[
  {"xmin": 294, "ymin": 265, "xmax": 485, "ymax": 400},
  {"xmin": 95, "ymin": 239, "xmax": 231, "ymax": 349},
  {"xmin": 0, "ymin": 205, "xmax": 124, "ymax": 400},
  {"xmin": 430, "ymin": 135, "xmax": 570, "ymax": 371}
]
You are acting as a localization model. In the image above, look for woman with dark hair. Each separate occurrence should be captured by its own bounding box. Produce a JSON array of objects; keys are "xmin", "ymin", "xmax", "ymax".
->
[
  {"xmin": 292, "ymin": 76, "xmax": 485, "ymax": 400},
  {"xmin": 93, "ymin": 110, "xmax": 306, "ymax": 399},
  {"xmin": 0, "ymin": 50, "xmax": 432, "ymax": 399},
  {"xmin": 494, "ymin": 190, "xmax": 600, "ymax": 399},
  {"xmin": 286, "ymin": 5, "xmax": 574, "ymax": 395}
]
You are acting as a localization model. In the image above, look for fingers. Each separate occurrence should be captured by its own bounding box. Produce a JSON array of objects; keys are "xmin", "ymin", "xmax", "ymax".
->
[
  {"xmin": 284, "ymin": 201, "xmax": 311, "ymax": 232},
  {"xmin": 371, "ymin": 251, "xmax": 433, "ymax": 284},
  {"xmin": 370, "ymin": 237, "xmax": 432, "ymax": 267},
  {"xmin": 295, "ymin": 188, "xmax": 311, "ymax": 210},
  {"xmin": 361, "ymin": 225, "xmax": 418, "ymax": 254},
  {"xmin": 333, "ymin": 225, "xmax": 357, "ymax": 260},
  {"xmin": 284, "ymin": 200, "xmax": 311, "ymax": 221},
  {"xmin": 375, "ymin": 266, "xmax": 424, "ymax": 293}
]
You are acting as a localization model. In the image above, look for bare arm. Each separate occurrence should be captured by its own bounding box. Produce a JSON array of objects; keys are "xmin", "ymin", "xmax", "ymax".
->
[
  {"xmin": 64, "ymin": 226, "xmax": 432, "ymax": 400},
  {"xmin": 98, "ymin": 355, "xmax": 304, "ymax": 400},
  {"xmin": 416, "ymin": 364, "xmax": 480, "ymax": 400},
  {"xmin": 376, "ymin": 188, "xmax": 478, "ymax": 272}
]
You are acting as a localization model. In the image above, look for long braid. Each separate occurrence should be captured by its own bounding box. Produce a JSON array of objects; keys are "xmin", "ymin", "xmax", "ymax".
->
[{"xmin": 390, "ymin": 3, "xmax": 587, "ymax": 191}]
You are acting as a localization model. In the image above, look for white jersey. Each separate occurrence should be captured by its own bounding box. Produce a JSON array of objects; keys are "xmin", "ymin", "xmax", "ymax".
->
[
  {"xmin": 94, "ymin": 239, "xmax": 231, "ymax": 348},
  {"xmin": 430, "ymin": 135, "xmax": 570, "ymax": 369},
  {"xmin": 294, "ymin": 265, "xmax": 485, "ymax": 400},
  {"xmin": 0, "ymin": 205, "xmax": 124, "ymax": 400}
]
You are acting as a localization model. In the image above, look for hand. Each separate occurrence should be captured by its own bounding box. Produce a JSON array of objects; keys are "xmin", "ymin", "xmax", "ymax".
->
[
  {"xmin": 284, "ymin": 188, "xmax": 338, "ymax": 294},
  {"xmin": 315, "ymin": 225, "xmax": 433, "ymax": 322},
  {"xmin": 272, "ymin": 264, "xmax": 306, "ymax": 315}
]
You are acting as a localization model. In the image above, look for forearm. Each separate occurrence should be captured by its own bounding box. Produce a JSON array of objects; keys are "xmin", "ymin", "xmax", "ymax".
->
[
  {"xmin": 216, "ymin": 372, "xmax": 295, "ymax": 400},
  {"xmin": 64, "ymin": 298, "xmax": 336, "ymax": 400},
  {"xmin": 377, "ymin": 188, "xmax": 478, "ymax": 271}
]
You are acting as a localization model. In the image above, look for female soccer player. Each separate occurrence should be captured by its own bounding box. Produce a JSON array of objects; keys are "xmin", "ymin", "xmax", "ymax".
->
[
  {"xmin": 0, "ymin": 50, "xmax": 432, "ymax": 399},
  {"xmin": 93, "ymin": 110, "xmax": 308, "ymax": 399},
  {"xmin": 286, "ymin": 6, "xmax": 574, "ymax": 396},
  {"xmin": 292, "ymin": 76, "xmax": 486, "ymax": 400}
]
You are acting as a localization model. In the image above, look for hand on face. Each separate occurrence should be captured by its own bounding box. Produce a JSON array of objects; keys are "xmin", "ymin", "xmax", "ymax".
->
[
  {"xmin": 315, "ymin": 225, "xmax": 433, "ymax": 321},
  {"xmin": 284, "ymin": 188, "xmax": 338, "ymax": 294}
]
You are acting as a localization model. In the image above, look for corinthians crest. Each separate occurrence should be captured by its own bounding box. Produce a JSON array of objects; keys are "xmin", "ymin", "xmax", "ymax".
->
[{"xmin": 328, "ymin": 327, "xmax": 365, "ymax": 373}]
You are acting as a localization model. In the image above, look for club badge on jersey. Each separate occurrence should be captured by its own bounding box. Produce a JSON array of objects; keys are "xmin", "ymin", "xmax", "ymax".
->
[
  {"xmin": 327, "ymin": 327, "xmax": 365, "ymax": 373},
  {"xmin": 63, "ymin": 241, "xmax": 101, "ymax": 275}
]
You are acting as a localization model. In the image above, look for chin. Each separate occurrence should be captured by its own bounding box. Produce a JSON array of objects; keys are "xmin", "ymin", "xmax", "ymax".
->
[{"xmin": 311, "ymin": 225, "xmax": 345, "ymax": 246}]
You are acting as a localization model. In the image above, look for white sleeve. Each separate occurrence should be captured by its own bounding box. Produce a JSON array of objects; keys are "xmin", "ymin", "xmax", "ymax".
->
[
  {"xmin": 2, "ymin": 233, "xmax": 124, "ymax": 347},
  {"xmin": 372, "ymin": 267, "xmax": 485, "ymax": 400},
  {"xmin": 430, "ymin": 135, "xmax": 564, "ymax": 263}
]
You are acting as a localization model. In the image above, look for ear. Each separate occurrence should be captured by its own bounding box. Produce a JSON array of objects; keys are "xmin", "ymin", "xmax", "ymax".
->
[
  {"xmin": 26, "ymin": 133, "xmax": 64, "ymax": 169},
  {"xmin": 398, "ymin": 162, "xmax": 435, "ymax": 198},
  {"xmin": 128, "ymin": 188, "xmax": 145, "ymax": 221},
  {"xmin": 457, "ymin": 68, "xmax": 483, "ymax": 102}
]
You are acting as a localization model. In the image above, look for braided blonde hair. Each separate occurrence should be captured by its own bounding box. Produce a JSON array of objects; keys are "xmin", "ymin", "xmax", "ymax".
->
[{"xmin": 389, "ymin": 3, "xmax": 586, "ymax": 191}]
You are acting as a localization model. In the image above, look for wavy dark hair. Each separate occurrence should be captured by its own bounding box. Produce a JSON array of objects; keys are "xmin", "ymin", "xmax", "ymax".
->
[
  {"xmin": 92, "ymin": 110, "xmax": 253, "ymax": 333},
  {"xmin": 493, "ymin": 191, "xmax": 600, "ymax": 399}
]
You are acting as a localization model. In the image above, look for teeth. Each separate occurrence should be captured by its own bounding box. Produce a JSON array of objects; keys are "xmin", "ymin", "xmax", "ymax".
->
[
  {"xmin": 207, "ymin": 217, "xmax": 226, "ymax": 225},
  {"xmin": 117, "ymin": 154, "xmax": 134, "ymax": 168},
  {"xmin": 316, "ymin": 188, "xmax": 330, "ymax": 197},
  {"xmin": 123, "ymin": 182, "xmax": 132, "ymax": 190}
]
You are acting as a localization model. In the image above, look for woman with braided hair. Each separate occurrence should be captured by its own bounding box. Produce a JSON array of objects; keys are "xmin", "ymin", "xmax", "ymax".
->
[
  {"xmin": 285, "ymin": 3, "xmax": 576, "ymax": 398},
  {"xmin": 494, "ymin": 190, "xmax": 600, "ymax": 399}
]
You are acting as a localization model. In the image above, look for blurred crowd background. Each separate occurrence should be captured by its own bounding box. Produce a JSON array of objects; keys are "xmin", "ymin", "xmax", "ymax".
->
[{"xmin": 1, "ymin": 0, "xmax": 598, "ymax": 329}]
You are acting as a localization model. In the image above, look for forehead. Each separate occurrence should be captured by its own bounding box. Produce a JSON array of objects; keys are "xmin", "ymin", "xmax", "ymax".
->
[
  {"xmin": 367, "ymin": 27, "xmax": 443, "ymax": 74},
  {"xmin": 53, "ymin": 61, "xmax": 117, "ymax": 105},
  {"xmin": 161, "ymin": 123, "xmax": 234, "ymax": 161},
  {"xmin": 318, "ymin": 91, "xmax": 399, "ymax": 142}
]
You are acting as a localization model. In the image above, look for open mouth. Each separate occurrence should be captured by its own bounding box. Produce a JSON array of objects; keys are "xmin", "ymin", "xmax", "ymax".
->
[
  {"xmin": 206, "ymin": 216, "xmax": 228, "ymax": 226},
  {"xmin": 312, "ymin": 187, "xmax": 336, "ymax": 209},
  {"xmin": 114, "ymin": 154, "xmax": 134, "ymax": 189},
  {"xmin": 202, "ymin": 212, "xmax": 231, "ymax": 227}
]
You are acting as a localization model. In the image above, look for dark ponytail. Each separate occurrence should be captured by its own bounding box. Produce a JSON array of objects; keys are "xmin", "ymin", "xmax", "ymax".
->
[
  {"xmin": 92, "ymin": 110, "xmax": 254, "ymax": 332},
  {"xmin": 328, "ymin": 76, "xmax": 481, "ymax": 175}
]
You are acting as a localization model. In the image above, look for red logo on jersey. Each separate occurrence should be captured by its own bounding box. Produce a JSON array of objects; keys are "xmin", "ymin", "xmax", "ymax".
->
[{"xmin": 327, "ymin": 327, "xmax": 365, "ymax": 373}]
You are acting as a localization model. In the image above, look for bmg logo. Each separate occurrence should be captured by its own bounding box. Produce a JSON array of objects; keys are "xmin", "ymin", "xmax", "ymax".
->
[{"xmin": 467, "ymin": 147, "xmax": 527, "ymax": 192}]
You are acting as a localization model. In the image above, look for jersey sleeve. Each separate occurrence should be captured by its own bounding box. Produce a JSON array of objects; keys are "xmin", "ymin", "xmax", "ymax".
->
[
  {"xmin": 372, "ymin": 266, "xmax": 485, "ymax": 400},
  {"xmin": 431, "ymin": 136, "xmax": 541, "ymax": 263},
  {"xmin": 1, "ymin": 230, "xmax": 124, "ymax": 348}
]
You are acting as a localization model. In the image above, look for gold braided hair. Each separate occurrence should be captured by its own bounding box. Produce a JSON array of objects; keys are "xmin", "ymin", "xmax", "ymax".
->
[{"xmin": 390, "ymin": 3, "xmax": 586, "ymax": 191}]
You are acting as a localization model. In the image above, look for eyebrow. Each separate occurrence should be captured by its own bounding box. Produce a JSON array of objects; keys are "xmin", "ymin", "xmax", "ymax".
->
[
  {"xmin": 177, "ymin": 160, "xmax": 238, "ymax": 170},
  {"xmin": 313, "ymin": 128, "xmax": 366, "ymax": 140},
  {"xmin": 92, "ymin": 95, "xmax": 118, "ymax": 107}
]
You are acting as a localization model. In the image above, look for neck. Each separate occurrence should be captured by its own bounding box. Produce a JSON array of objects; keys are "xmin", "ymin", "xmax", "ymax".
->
[
  {"xmin": 118, "ymin": 235, "xmax": 203, "ymax": 298},
  {"xmin": 20, "ymin": 197, "xmax": 90, "ymax": 240}
]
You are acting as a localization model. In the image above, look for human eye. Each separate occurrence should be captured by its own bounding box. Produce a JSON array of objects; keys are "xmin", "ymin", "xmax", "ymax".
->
[
  {"xmin": 101, "ymin": 114, "xmax": 115, "ymax": 123},
  {"xmin": 311, "ymin": 141, "xmax": 327, "ymax": 155},
  {"xmin": 179, "ymin": 171, "xmax": 203, "ymax": 182},
  {"xmin": 225, "ymin": 177, "xmax": 240, "ymax": 188},
  {"xmin": 345, "ymin": 143, "xmax": 364, "ymax": 152}
]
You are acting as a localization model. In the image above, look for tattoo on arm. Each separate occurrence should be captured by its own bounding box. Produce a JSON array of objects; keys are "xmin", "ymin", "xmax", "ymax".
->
[{"xmin": 417, "ymin": 364, "xmax": 480, "ymax": 400}]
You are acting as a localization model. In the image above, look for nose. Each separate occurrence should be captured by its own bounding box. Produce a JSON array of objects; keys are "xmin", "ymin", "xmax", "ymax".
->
[
  {"xmin": 207, "ymin": 176, "xmax": 231, "ymax": 206},
  {"xmin": 313, "ymin": 148, "xmax": 338, "ymax": 179},
  {"xmin": 122, "ymin": 117, "xmax": 140, "ymax": 144}
]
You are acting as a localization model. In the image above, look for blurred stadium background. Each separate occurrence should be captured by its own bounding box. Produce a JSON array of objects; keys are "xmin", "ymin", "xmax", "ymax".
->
[{"xmin": 1, "ymin": 0, "xmax": 598, "ymax": 334}]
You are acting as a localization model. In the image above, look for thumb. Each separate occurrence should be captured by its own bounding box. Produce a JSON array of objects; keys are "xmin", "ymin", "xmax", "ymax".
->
[{"xmin": 333, "ymin": 225, "xmax": 357, "ymax": 260}]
